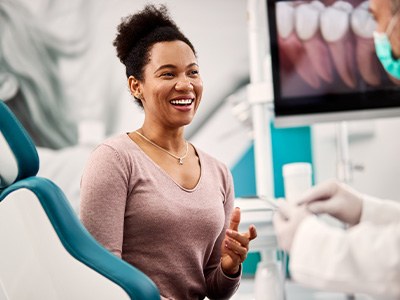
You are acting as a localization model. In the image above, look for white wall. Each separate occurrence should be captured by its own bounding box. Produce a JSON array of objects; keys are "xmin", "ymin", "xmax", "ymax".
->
[
  {"xmin": 191, "ymin": 92, "xmax": 253, "ymax": 169},
  {"xmin": 313, "ymin": 117, "xmax": 400, "ymax": 202}
]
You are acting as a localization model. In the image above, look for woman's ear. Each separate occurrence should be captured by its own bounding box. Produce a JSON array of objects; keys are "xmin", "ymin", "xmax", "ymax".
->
[{"xmin": 128, "ymin": 76, "xmax": 142, "ymax": 99}]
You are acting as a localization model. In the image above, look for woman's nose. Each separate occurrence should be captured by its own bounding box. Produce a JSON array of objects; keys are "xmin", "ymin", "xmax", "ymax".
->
[{"xmin": 175, "ymin": 78, "xmax": 193, "ymax": 91}]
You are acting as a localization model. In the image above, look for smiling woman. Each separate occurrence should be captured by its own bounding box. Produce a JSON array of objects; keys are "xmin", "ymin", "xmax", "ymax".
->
[{"xmin": 79, "ymin": 4, "xmax": 257, "ymax": 300}]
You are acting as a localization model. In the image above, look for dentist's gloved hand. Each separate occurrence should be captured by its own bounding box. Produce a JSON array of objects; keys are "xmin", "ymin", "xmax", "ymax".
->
[
  {"xmin": 298, "ymin": 179, "xmax": 363, "ymax": 226},
  {"xmin": 273, "ymin": 201, "xmax": 311, "ymax": 252}
]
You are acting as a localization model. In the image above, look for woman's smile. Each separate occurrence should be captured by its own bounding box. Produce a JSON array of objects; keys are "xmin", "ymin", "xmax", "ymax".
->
[{"xmin": 169, "ymin": 96, "xmax": 195, "ymax": 111}]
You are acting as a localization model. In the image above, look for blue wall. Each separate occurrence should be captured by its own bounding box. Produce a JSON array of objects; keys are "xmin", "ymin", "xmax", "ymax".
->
[
  {"xmin": 231, "ymin": 144, "xmax": 257, "ymax": 197},
  {"xmin": 270, "ymin": 124, "xmax": 314, "ymax": 197},
  {"xmin": 232, "ymin": 124, "xmax": 313, "ymax": 198}
]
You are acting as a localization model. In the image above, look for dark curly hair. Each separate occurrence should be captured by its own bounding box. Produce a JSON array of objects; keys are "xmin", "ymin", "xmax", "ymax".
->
[{"xmin": 113, "ymin": 4, "xmax": 196, "ymax": 86}]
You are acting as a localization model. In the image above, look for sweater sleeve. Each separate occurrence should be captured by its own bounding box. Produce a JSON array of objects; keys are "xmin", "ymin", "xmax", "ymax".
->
[
  {"xmin": 80, "ymin": 144, "xmax": 129, "ymax": 257},
  {"xmin": 204, "ymin": 168, "xmax": 241, "ymax": 299},
  {"xmin": 290, "ymin": 216, "xmax": 400, "ymax": 299}
]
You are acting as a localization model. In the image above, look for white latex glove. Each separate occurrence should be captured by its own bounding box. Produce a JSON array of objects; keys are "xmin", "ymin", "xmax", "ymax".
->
[
  {"xmin": 298, "ymin": 179, "xmax": 363, "ymax": 226},
  {"xmin": 273, "ymin": 201, "xmax": 311, "ymax": 252}
]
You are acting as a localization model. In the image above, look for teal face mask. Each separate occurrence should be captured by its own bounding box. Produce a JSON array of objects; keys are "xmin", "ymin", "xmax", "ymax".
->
[
  {"xmin": 374, "ymin": 32, "xmax": 400, "ymax": 80},
  {"xmin": 373, "ymin": 13, "xmax": 400, "ymax": 80}
]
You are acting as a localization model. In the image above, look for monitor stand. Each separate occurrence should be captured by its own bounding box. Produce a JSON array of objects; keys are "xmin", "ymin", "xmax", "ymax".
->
[{"xmin": 335, "ymin": 121, "xmax": 355, "ymax": 300}]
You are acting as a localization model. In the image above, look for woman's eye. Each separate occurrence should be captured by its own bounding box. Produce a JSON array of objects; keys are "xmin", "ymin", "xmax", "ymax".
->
[
  {"xmin": 189, "ymin": 70, "xmax": 199, "ymax": 76},
  {"xmin": 161, "ymin": 72, "xmax": 174, "ymax": 77}
]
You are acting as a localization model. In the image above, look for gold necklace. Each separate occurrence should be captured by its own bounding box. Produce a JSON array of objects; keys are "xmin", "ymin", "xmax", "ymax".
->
[{"xmin": 135, "ymin": 130, "xmax": 189, "ymax": 165}]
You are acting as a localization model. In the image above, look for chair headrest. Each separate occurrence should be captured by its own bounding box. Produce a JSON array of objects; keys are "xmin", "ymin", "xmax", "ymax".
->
[{"xmin": 0, "ymin": 100, "xmax": 39, "ymax": 188}]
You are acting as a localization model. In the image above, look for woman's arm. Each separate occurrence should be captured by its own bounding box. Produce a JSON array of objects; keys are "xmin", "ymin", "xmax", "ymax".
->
[
  {"xmin": 204, "ymin": 169, "xmax": 241, "ymax": 299},
  {"xmin": 80, "ymin": 144, "xmax": 129, "ymax": 257}
]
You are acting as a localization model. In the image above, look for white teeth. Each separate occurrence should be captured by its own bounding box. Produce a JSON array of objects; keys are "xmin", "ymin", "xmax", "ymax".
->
[
  {"xmin": 320, "ymin": 3, "xmax": 352, "ymax": 42},
  {"xmin": 170, "ymin": 99, "xmax": 193, "ymax": 105},
  {"xmin": 295, "ymin": 3, "xmax": 321, "ymax": 41},
  {"xmin": 359, "ymin": 1, "xmax": 370, "ymax": 10},
  {"xmin": 332, "ymin": 0, "xmax": 353, "ymax": 12},
  {"xmin": 351, "ymin": 1, "xmax": 376, "ymax": 38},
  {"xmin": 310, "ymin": 0, "xmax": 325, "ymax": 11},
  {"xmin": 277, "ymin": 2, "xmax": 294, "ymax": 39}
]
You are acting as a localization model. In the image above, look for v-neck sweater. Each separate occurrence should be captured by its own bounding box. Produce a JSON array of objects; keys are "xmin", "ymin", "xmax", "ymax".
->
[{"xmin": 80, "ymin": 133, "xmax": 240, "ymax": 299}]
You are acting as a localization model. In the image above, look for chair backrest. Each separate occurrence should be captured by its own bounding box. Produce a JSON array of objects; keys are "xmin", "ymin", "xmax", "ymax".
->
[
  {"xmin": 0, "ymin": 101, "xmax": 160, "ymax": 300},
  {"xmin": 0, "ymin": 102, "xmax": 39, "ymax": 188}
]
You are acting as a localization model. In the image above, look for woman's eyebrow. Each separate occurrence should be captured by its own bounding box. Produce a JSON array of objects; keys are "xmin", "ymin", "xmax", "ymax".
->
[
  {"xmin": 154, "ymin": 64, "xmax": 176, "ymax": 73},
  {"xmin": 154, "ymin": 62, "xmax": 199, "ymax": 74},
  {"xmin": 187, "ymin": 62, "xmax": 199, "ymax": 68}
]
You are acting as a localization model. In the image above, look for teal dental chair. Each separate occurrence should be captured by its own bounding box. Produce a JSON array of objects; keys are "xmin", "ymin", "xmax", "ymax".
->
[{"xmin": 0, "ymin": 101, "xmax": 160, "ymax": 300}]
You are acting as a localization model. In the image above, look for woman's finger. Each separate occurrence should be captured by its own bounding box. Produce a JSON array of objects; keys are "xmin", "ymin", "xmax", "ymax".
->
[
  {"xmin": 226, "ymin": 229, "xmax": 249, "ymax": 246},
  {"xmin": 225, "ymin": 238, "xmax": 247, "ymax": 257},
  {"xmin": 223, "ymin": 247, "xmax": 242, "ymax": 264},
  {"xmin": 248, "ymin": 225, "xmax": 257, "ymax": 240},
  {"xmin": 228, "ymin": 207, "xmax": 241, "ymax": 231}
]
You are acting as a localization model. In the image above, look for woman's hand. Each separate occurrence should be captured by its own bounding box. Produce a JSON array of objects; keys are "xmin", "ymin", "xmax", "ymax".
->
[{"xmin": 220, "ymin": 207, "xmax": 257, "ymax": 276}]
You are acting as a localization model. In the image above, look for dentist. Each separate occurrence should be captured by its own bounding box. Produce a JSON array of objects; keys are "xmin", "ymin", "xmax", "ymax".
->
[
  {"xmin": 273, "ymin": 0, "xmax": 400, "ymax": 299},
  {"xmin": 372, "ymin": 0, "xmax": 400, "ymax": 80}
]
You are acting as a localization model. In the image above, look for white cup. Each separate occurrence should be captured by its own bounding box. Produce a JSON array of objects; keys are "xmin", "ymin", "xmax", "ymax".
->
[{"xmin": 283, "ymin": 162, "xmax": 312, "ymax": 204}]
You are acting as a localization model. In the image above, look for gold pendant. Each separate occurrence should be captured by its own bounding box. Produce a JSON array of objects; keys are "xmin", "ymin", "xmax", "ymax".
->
[{"xmin": 179, "ymin": 158, "xmax": 184, "ymax": 165}]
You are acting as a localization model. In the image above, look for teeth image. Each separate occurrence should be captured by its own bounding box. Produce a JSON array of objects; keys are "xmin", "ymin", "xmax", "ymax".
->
[
  {"xmin": 332, "ymin": 0, "xmax": 353, "ymax": 13},
  {"xmin": 321, "ymin": 6, "xmax": 350, "ymax": 42},
  {"xmin": 351, "ymin": 2, "xmax": 376, "ymax": 39},
  {"xmin": 277, "ymin": 2, "xmax": 294, "ymax": 39},
  {"xmin": 310, "ymin": 0, "xmax": 324, "ymax": 11},
  {"xmin": 296, "ymin": 3, "xmax": 320, "ymax": 41}
]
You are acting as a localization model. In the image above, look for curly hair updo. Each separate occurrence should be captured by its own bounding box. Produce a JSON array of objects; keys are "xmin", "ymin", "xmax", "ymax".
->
[{"xmin": 113, "ymin": 4, "xmax": 196, "ymax": 83}]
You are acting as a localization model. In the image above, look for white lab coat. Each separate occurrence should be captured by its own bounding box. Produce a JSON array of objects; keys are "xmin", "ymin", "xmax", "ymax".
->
[{"xmin": 290, "ymin": 195, "xmax": 400, "ymax": 300}]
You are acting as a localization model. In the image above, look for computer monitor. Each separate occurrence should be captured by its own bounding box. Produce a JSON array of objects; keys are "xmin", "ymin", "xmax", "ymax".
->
[{"xmin": 267, "ymin": 0, "xmax": 400, "ymax": 127}]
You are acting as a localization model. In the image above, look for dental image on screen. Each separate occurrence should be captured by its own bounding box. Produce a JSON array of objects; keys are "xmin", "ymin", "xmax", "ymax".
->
[{"xmin": 269, "ymin": 0, "xmax": 400, "ymax": 123}]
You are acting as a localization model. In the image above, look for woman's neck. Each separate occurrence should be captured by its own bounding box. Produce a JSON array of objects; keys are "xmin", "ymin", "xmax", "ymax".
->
[{"xmin": 137, "ymin": 125, "xmax": 186, "ymax": 152}]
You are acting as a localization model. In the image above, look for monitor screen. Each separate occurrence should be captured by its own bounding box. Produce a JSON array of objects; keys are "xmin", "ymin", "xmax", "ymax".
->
[{"xmin": 267, "ymin": 0, "xmax": 400, "ymax": 127}]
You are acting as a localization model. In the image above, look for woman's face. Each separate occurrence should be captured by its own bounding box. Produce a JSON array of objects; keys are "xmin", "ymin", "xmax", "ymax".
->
[
  {"xmin": 132, "ymin": 40, "xmax": 203, "ymax": 129},
  {"xmin": 370, "ymin": 0, "xmax": 400, "ymax": 58},
  {"xmin": 369, "ymin": 0, "xmax": 393, "ymax": 32}
]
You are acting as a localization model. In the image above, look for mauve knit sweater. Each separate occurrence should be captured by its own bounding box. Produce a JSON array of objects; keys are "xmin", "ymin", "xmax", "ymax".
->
[{"xmin": 80, "ymin": 134, "xmax": 241, "ymax": 299}]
